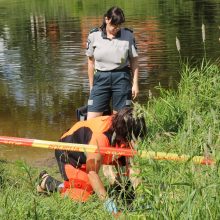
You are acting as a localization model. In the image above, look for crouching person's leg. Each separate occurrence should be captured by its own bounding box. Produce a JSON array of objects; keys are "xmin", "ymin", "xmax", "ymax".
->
[
  {"xmin": 54, "ymin": 149, "xmax": 93, "ymax": 202},
  {"xmin": 36, "ymin": 149, "xmax": 68, "ymax": 194},
  {"xmin": 55, "ymin": 149, "xmax": 70, "ymax": 180}
]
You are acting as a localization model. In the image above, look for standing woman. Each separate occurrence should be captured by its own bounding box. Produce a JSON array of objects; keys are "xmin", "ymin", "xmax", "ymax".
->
[{"xmin": 86, "ymin": 6, "xmax": 139, "ymax": 119}]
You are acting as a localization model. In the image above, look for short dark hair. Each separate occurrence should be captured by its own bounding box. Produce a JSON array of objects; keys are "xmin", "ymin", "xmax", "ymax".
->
[
  {"xmin": 100, "ymin": 6, "xmax": 125, "ymax": 30},
  {"xmin": 111, "ymin": 107, "xmax": 147, "ymax": 145}
]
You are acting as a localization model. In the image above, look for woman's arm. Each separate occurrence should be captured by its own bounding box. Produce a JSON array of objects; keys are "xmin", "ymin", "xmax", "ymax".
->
[
  {"xmin": 86, "ymin": 153, "xmax": 118, "ymax": 215},
  {"xmin": 130, "ymin": 57, "xmax": 139, "ymax": 99},
  {"xmin": 86, "ymin": 152, "xmax": 107, "ymax": 200},
  {"xmin": 88, "ymin": 57, "xmax": 95, "ymax": 91}
]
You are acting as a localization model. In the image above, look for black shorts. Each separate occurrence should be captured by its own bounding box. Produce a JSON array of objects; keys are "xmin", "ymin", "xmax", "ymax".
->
[{"xmin": 88, "ymin": 68, "xmax": 132, "ymax": 112}]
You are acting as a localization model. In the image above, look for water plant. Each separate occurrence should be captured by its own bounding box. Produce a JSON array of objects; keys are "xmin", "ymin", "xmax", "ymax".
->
[{"xmin": 202, "ymin": 23, "xmax": 206, "ymax": 60}]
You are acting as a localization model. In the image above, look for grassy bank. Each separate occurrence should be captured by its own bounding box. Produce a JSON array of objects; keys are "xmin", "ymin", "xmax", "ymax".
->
[
  {"xmin": 0, "ymin": 60, "xmax": 220, "ymax": 219},
  {"xmin": 136, "ymin": 60, "xmax": 220, "ymax": 219}
]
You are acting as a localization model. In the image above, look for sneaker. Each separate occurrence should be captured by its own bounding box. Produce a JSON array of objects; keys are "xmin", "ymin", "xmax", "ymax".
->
[{"xmin": 36, "ymin": 170, "xmax": 49, "ymax": 194}]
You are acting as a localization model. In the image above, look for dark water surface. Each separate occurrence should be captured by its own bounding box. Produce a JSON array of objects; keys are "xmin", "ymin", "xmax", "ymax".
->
[{"xmin": 0, "ymin": 0, "xmax": 220, "ymax": 163}]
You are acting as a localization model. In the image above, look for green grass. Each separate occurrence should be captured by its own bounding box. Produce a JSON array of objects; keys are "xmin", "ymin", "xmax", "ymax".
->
[
  {"xmin": 136, "ymin": 59, "xmax": 220, "ymax": 219},
  {"xmin": 1, "ymin": 60, "xmax": 220, "ymax": 219}
]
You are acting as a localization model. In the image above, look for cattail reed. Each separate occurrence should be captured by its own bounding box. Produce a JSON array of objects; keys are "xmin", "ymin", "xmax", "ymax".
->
[
  {"xmin": 202, "ymin": 23, "xmax": 205, "ymax": 42},
  {"xmin": 176, "ymin": 36, "xmax": 182, "ymax": 62},
  {"xmin": 201, "ymin": 23, "xmax": 206, "ymax": 60},
  {"xmin": 219, "ymin": 26, "xmax": 220, "ymax": 42},
  {"xmin": 148, "ymin": 89, "xmax": 152, "ymax": 100},
  {"xmin": 176, "ymin": 36, "xmax": 181, "ymax": 52}
]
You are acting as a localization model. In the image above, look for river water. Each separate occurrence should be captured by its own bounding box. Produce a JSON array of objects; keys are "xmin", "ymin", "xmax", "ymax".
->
[{"xmin": 0, "ymin": 0, "xmax": 219, "ymax": 163}]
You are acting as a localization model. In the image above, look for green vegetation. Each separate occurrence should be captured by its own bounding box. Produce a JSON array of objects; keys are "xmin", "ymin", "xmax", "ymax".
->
[
  {"xmin": 1, "ymin": 60, "xmax": 220, "ymax": 219},
  {"xmin": 135, "ymin": 60, "xmax": 220, "ymax": 219}
]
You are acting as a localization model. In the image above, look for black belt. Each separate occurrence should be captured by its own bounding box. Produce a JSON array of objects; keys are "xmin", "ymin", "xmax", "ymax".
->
[{"xmin": 96, "ymin": 66, "xmax": 130, "ymax": 72}]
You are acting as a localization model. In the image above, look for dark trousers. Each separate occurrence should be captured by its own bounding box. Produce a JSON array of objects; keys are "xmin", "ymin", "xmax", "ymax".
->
[{"xmin": 55, "ymin": 150, "xmax": 86, "ymax": 180}]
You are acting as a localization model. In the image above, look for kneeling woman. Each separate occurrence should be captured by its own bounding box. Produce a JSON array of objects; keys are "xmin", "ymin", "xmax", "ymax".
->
[{"xmin": 37, "ymin": 107, "xmax": 147, "ymax": 214}]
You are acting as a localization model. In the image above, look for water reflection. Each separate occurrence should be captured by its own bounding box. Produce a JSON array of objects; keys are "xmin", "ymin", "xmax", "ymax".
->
[{"xmin": 0, "ymin": 0, "xmax": 219, "ymax": 163}]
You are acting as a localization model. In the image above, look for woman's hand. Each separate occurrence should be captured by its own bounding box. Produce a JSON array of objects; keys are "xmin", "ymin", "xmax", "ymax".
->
[
  {"xmin": 130, "ymin": 57, "xmax": 139, "ymax": 99},
  {"xmin": 132, "ymin": 83, "xmax": 139, "ymax": 99}
]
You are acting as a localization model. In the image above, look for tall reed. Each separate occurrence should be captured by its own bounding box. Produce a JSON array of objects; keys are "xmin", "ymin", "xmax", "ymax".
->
[{"xmin": 202, "ymin": 23, "xmax": 206, "ymax": 60}]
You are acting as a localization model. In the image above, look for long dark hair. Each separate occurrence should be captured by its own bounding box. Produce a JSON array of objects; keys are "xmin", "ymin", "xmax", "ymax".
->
[
  {"xmin": 110, "ymin": 107, "xmax": 147, "ymax": 146},
  {"xmin": 100, "ymin": 6, "xmax": 125, "ymax": 31}
]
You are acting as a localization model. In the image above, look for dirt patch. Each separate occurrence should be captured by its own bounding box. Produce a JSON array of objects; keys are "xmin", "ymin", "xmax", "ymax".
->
[{"xmin": 31, "ymin": 156, "xmax": 57, "ymax": 168}]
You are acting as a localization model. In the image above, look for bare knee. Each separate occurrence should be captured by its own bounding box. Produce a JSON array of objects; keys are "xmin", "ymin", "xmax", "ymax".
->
[{"xmin": 87, "ymin": 112, "xmax": 103, "ymax": 119}]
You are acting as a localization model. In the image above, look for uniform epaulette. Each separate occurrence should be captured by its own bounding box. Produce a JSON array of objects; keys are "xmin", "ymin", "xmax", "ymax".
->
[
  {"xmin": 124, "ymin": 28, "xmax": 133, "ymax": 33},
  {"xmin": 89, "ymin": 27, "xmax": 99, "ymax": 34}
]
